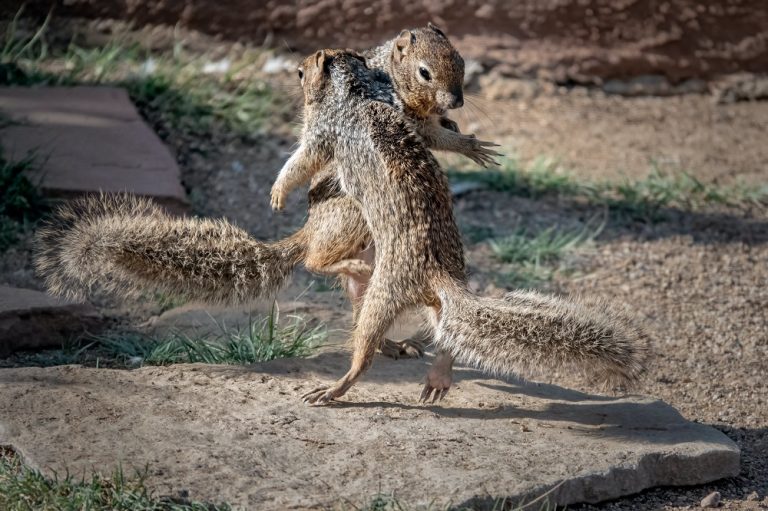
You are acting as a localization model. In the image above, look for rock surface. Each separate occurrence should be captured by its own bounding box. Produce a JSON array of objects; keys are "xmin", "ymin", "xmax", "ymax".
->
[
  {"xmin": 0, "ymin": 86, "xmax": 187, "ymax": 212},
  {"xmin": 0, "ymin": 285, "xmax": 102, "ymax": 357},
  {"xmin": 0, "ymin": 350, "xmax": 739, "ymax": 509},
  {"xmin": 701, "ymin": 491, "xmax": 722, "ymax": 508}
]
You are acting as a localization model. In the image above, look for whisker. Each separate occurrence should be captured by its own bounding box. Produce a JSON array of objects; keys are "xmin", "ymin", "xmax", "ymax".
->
[{"xmin": 464, "ymin": 94, "xmax": 498, "ymax": 126}]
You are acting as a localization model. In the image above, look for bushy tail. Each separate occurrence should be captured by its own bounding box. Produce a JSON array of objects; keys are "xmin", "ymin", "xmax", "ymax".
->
[
  {"xmin": 34, "ymin": 193, "xmax": 307, "ymax": 304},
  {"xmin": 434, "ymin": 281, "xmax": 648, "ymax": 388}
]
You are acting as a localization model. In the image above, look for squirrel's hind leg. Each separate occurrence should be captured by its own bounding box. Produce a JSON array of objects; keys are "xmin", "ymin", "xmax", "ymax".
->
[
  {"xmin": 419, "ymin": 305, "xmax": 454, "ymax": 403},
  {"xmin": 347, "ymin": 246, "xmax": 427, "ymax": 361},
  {"xmin": 379, "ymin": 337, "xmax": 426, "ymax": 360},
  {"xmin": 302, "ymin": 277, "xmax": 408, "ymax": 405},
  {"xmin": 307, "ymin": 258, "xmax": 373, "ymax": 280}
]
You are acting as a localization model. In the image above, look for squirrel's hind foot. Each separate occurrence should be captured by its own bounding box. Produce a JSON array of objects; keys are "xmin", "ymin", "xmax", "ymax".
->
[
  {"xmin": 301, "ymin": 385, "xmax": 336, "ymax": 406},
  {"xmin": 379, "ymin": 337, "xmax": 426, "ymax": 360},
  {"xmin": 419, "ymin": 350, "xmax": 454, "ymax": 404}
]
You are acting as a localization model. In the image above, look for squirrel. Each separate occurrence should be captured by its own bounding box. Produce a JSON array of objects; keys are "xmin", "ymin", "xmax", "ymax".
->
[
  {"xmin": 269, "ymin": 49, "xmax": 648, "ymax": 405},
  {"xmin": 33, "ymin": 23, "xmax": 499, "ymax": 359},
  {"xmin": 296, "ymin": 23, "xmax": 500, "ymax": 359}
]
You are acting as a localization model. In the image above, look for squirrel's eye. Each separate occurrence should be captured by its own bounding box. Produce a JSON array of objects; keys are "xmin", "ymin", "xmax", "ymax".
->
[
  {"xmin": 419, "ymin": 67, "xmax": 431, "ymax": 81},
  {"xmin": 297, "ymin": 69, "xmax": 304, "ymax": 80}
]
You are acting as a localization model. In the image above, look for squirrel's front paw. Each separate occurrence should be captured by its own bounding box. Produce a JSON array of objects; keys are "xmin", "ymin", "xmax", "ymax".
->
[
  {"xmin": 440, "ymin": 117, "xmax": 461, "ymax": 134},
  {"xmin": 270, "ymin": 185, "xmax": 286, "ymax": 211},
  {"xmin": 463, "ymin": 135, "xmax": 503, "ymax": 168}
]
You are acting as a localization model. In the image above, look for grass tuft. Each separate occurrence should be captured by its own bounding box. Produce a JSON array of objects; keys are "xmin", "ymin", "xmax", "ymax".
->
[
  {"xmin": 6, "ymin": 305, "xmax": 324, "ymax": 369},
  {"xmin": 450, "ymin": 156, "xmax": 584, "ymax": 198},
  {"xmin": 602, "ymin": 164, "xmax": 768, "ymax": 220},
  {"xmin": 88, "ymin": 307, "xmax": 323, "ymax": 367},
  {"xmin": 449, "ymin": 157, "xmax": 768, "ymax": 221},
  {"xmin": 489, "ymin": 221, "xmax": 602, "ymax": 287},
  {"xmin": 1, "ymin": 7, "xmax": 51, "ymax": 63},
  {"xmin": 0, "ymin": 149, "xmax": 45, "ymax": 251},
  {"xmin": 0, "ymin": 448, "xmax": 228, "ymax": 510}
]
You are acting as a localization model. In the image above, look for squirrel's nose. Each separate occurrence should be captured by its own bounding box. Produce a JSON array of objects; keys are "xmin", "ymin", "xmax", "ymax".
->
[
  {"xmin": 439, "ymin": 90, "xmax": 464, "ymax": 110},
  {"xmin": 449, "ymin": 90, "xmax": 464, "ymax": 109}
]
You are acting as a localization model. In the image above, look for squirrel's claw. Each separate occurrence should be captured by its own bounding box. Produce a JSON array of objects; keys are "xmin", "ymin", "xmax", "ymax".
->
[
  {"xmin": 470, "ymin": 153, "xmax": 502, "ymax": 169},
  {"xmin": 380, "ymin": 337, "xmax": 426, "ymax": 360},
  {"xmin": 270, "ymin": 185, "xmax": 286, "ymax": 211},
  {"xmin": 420, "ymin": 353, "xmax": 453, "ymax": 404},
  {"xmin": 302, "ymin": 385, "xmax": 335, "ymax": 405},
  {"xmin": 464, "ymin": 136, "xmax": 504, "ymax": 168},
  {"xmin": 419, "ymin": 384, "xmax": 449, "ymax": 403}
]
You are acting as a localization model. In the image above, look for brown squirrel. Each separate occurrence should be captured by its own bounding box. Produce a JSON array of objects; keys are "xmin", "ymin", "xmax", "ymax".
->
[
  {"xmin": 269, "ymin": 49, "xmax": 648, "ymax": 405},
  {"xmin": 33, "ymin": 24, "xmax": 498, "ymax": 359},
  {"xmin": 293, "ymin": 24, "xmax": 500, "ymax": 358}
]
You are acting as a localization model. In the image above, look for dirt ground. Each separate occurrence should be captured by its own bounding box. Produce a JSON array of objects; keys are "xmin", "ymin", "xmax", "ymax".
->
[{"xmin": 1, "ymin": 20, "xmax": 767, "ymax": 510}]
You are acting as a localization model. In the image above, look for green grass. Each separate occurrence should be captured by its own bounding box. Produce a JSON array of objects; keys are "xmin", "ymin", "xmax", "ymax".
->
[
  {"xmin": 490, "ymin": 224, "xmax": 599, "ymax": 265},
  {"xmin": 2, "ymin": 10, "xmax": 284, "ymax": 139},
  {"xmin": 8, "ymin": 305, "xmax": 324, "ymax": 369},
  {"xmin": 449, "ymin": 156, "xmax": 768, "ymax": 222},
  {"xmin": 604, "ymin": 166, "xmax": 768, "ymax": 220},
  {"xmin": 91, "ymin": 314, "xmax": 323, "ymax": 367},
  {"xmin": 312, "ymin": 277, "xmax": 338, "ymax": 292},
  {"xmin": 0, "ymin": 449, "xmax": 228, "ymax": 510},
  {"xmin": 460, "ymin": 223, "xmax": 496, "ymax": 244},
  {"xmin": 489, "ymin": 221, "xmax": 602, "ymax": 288},
  {"xmin": 87, "ymin": 308, "xmax": 326, "ymax": 367},
  {"xmin": 0, "ymin": 149, "xmax": 45, "ymax": 251},
  {"xmin": 89, "ymin": 304, "xmax": 323, "ymax": 367},
  {"xmin": 452, "ymin": 156, "xmax": 585, "ymax": 198}
]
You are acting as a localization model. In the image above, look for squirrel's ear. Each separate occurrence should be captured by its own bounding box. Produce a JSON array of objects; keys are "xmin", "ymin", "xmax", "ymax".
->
[
  {"xmin": 314, "ymin": 50, "xmax": 327, "ymax": 70},
  {"xmin": 393, "ymin": 29, "xmax": 414, "ymax": 63},
  {"xmin": 427, "ymin": 22, "xmax": 446, "ymax": 38},
  {"xmin": 345, "ymin": 48, "xmax": 368, "ymax": 67}
]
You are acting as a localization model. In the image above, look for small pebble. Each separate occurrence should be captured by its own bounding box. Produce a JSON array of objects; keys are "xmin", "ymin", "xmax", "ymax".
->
[
  {"xmin": 700, "ymin": 491, "xmax": 720, "ymax": 508},
  {"xmin": 746, "ymin": 491, "xmax": 759, "ymax": 501}
]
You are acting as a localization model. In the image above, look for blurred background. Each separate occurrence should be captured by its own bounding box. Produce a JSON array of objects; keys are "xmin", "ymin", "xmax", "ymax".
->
[
  {"xmin": 0, "ymin": 2, "xmax": 766, "ymax": 509},
  {"xmin": 5, "ymin": 0, "xmax": 766, "ymax": 183}
]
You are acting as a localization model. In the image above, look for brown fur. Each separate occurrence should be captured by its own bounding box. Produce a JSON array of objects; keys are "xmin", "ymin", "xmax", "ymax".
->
[
  {"xmin": 34, "ymin": 193, "xmax": 304, "ymax": 304},
  {"xmin": 271, "ymin": 50, "xmax": 648, "ymax": 405}
]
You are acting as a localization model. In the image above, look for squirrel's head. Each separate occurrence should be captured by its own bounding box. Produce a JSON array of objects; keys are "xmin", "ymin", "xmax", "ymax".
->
[
  {"xmin": 297, "ymin": 50, "xmax": 332, "ymax": 106},
  {"xmin": 390, "ymin": 23, "xmax": 465, "ymax": 117},
  {"xmin": 297, "ymin": 49, "xmax": 367, "ymax": 106}
]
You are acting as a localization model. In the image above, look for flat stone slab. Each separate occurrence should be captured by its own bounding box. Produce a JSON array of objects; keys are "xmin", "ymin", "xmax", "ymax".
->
[
  {"xmin": 0, "ymin": 285, "xmax": 102, "ymax": 357},
  {"xmin": 0, "ymin": 86, "xmax": 187, "ymax": 211},
  {"xmin": 0, "ymin": 350, "xmax": 739, "ymax": 509}
]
